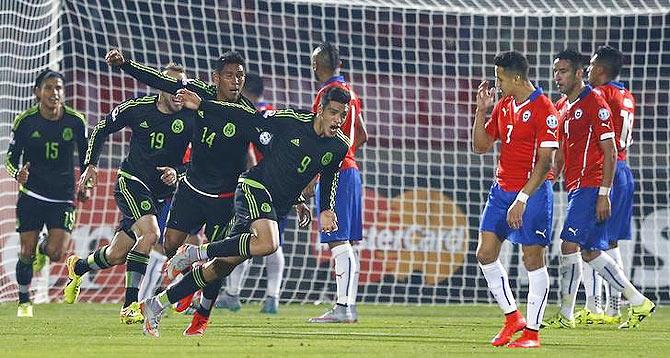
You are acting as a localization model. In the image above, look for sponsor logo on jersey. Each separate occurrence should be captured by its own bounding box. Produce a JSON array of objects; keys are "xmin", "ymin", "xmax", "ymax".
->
[
  {"xmin": 259, "ymin": 131, "xmax": 272, "ymax": 145},
  {"xmin": 546, "ymin": 115, "xmax": 558, "ymax": 129},
  {"xmin": 598, "ymin": 108, "xmax": 610, "ymax": 121},
  {"xmin": 171, "ymin": 119, "xmax": 184, "ymax": 134}
]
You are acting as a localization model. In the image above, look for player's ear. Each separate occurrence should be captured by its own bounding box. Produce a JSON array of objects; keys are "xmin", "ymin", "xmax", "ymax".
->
[
  {"xmin": 33, "ymin": 86, "xmax": 40, "ymax": 101},
  {"xmin": 211, "ymin": 70, "xmax": 220, "ymax": 85}
]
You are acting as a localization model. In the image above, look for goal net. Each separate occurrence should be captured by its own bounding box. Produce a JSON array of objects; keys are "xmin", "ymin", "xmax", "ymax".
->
[{"xmin": 1, "ymin": 0, "xmax": 669, "ymax": 306}]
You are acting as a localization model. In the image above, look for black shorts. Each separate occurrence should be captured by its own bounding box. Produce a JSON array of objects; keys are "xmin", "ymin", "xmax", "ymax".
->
[
  {"xmin": 166, "ymin": 181, "xmax": 235, "ymax": 241},
  {"xmin": 16, "ymin": 192, "xmax": 76, "ymax": 233},
  {"xmin": 227, "ymin": 178, "xmax": 278, "ymax": 237},
  {"xmin": 114, "ymin": 175, "xmax": 167, "ymax": 238}
]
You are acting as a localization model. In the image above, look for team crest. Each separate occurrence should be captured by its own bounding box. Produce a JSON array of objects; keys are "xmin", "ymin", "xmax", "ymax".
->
[
  {"xmin": 522, "ymin": 110, "xmax": 531, "ymax": 122},
  {"xmin": 141, "ymin": 200, "xmax": 152, "ymax": 211},
  {"xmin": 545, "ymin": 115, "xmax": 558, "ymax": 129},
  {"xmin": 223, "ymin": 122, "xmax": 236, "ymax": 137},
  {"xmin": 261, "ymin": 203, "xmax": 271, "ymax": 213},
  {"xmin": 574, "ymin": 108, "xmax": 583, "ymax": 119},
  {"xmin": 62, "ymin": 127, "xmax": 73, "ymax": 141},
  {"xmin": 598, "ymin": 108, "xmax": 610, "ymax": 121},
  {"xmin": 321, "ymin": 152, "xmax": 333, "ymax": 166},
  {"xmin": 171, "ymin": 119, "xmax": 184, "ymax": 134},
  {"xmin": 259, "ymin": 131, "xmax": 272, "ymax": 145}
]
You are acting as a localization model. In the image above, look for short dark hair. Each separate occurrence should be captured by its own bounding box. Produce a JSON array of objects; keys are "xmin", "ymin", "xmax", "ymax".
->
[
  {"xmin": 213, "ymin": 50, "xmax": 245, "ymax": 71},
  {"xmin": 243, "ymin": 73, "xmax": 264, "ymax": 98},
  {"xmin": 593, "ymin": 45, "xmax": 623, "ymax": 78},
  {"xmin": 493, "ymin": 51, "xmax": 529, "ymax": 79},
  {"xmin": 320, "ymin": 86, "xmax": 350, "ymax": 108},
  {"xmin": 34, "ymin": 69, "xmax": 64, "ymax": 88},
  {"xmin": 315, "ymin": 41, "xmax": 340, "ymax": 72},
  {"xmin": 554, "ymin": 49, "xmax": 590, "ymax": 72}
]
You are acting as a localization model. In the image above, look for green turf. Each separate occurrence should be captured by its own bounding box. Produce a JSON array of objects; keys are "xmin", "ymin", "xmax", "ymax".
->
[{"xmin": 0, "ymin": 303, "xmax": 667, "ymax": 357}]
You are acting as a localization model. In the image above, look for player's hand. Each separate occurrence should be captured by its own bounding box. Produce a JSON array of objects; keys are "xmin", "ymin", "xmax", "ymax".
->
[
  {"xmin": 596, "ymin": 195, "xmax": 611, "ymax": 222},
  {"xmin": 476, "ymin": 80, "xmax": 496, "ymax": 113},
  {"xmin": 176, "ymin": 89, "xmax": 201, "ymax": 110},
  {"xmin": 157, "ymin": 166, "xmax": 178, "ymax": 186},
  {"xmin": 506, "ymin": 200, "xmax": 525, "ymax": 230},
  {"xmin": 16, "ymin": 162, "xmax": 30, "ymax": 185},
  {"xmin": 105, "ymin": 48, "xmax": 125, "ymax": 67},
  {"xmin": 295, "ymin": 202, "xmax": 312, "ymax": 228},
  {"xmin": 77, "ymin": 164, "xmax": 97, "ymax": 202},
  {"xmin": 319, "ymin": 209, "xmax": 338, "ymax": 233}
]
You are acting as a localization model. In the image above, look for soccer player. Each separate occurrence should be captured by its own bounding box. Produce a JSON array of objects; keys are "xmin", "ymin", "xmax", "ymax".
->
[
  {"xmin": 543, "ymin": 49, "xmax": 654, "ymax": 330},
  {"xmin": 215, "ymin": 73, "xmax": 301, "ymax": 314},
  {"xmin": 5, "ymin": 69, "xmax": 88, "ymax": 317},
  {"xmin": 63, "ymin": 63, "xmax": 195, "ymax": 324},
  {"xmin": 139, "ymin": 86, "xmax": 350, "ymax": 337},
  {"xmin": 585, "ymin": 45, "xmax": 637, "ymax": 324},
  {"xmin": 473, "ymin": 51, "xmax": 558, "ymax": 348},
  {"xmin": 308, "ymin": 42, "xmax": 367, "ymax": 323}
]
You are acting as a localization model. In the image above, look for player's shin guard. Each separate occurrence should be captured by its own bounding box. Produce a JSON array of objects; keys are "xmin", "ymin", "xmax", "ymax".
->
[
  {"xmin": 125, "ymin": 250, "xmax": 149, "ymax": 307},
  {"xmin": 582, "ymin": 262, "xmax": 603, "ymax": 313},
  {"xmin": 16, "ymin": 255, "xmax": 34, "ymax": 303},
  {"xmin": 197, "ymin": 276, "xmax": 225, "ymax": 317},
  {"xmin": 526, "ymin": 267, "xmax": 549, "ymax": 330},
  {"xmin": 332, "ymin": 243, "xmax": 357, "ymax": 306},
  {"xmin": 605, "ymin": 247, "xmax": 623, "ymax": 316},
  {"xmin": 75, "ymin": 245, "xmax": 112, "ymax": 276},
  {"xmin": 205, "ymin": 233, "xmax": 252, "ymax": 259},
  {"xmin": 559, "ymin": 253, "xmax": 582, "ymax": 320},
  {"xmin": 588, "ymin": 252, "xmax": 645, "ymax": 306},
  {"xmin": 166, "ymin": 265, "xmax": 209, "ymax": 304},
  {"xmin": 479, "ymin": 259, "xmax": 517, "ymax": 314},
  {"xmin": 265, "ymin": 246, "xmax": 285, "ymax": 299},
  {"xmin": 138, "ymin": 249, "xmax": 167, "ymax": 301}
]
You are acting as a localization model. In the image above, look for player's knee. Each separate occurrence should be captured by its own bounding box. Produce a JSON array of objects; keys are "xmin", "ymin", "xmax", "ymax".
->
[
  {"xmin": 522, "ymin": 254, "xmax": 543, "ymax": 271},
  {"xmin": 47, "ymin": 249, "xmax": 64, "ymax": 262},
  {"xmin": 258, "ymin": 236, "xmax": 278, "ymax": 256},
  {"xmin": 475, "ymin": 249, "xmax": 497, "ymax": 265},
  {"xmin": 19, "ymin": 246, "xmax": 35, "ymax": 260},
  {"xmin": 139, "ymin": 230, "xmax": 160, "ymax": 246},
  {"xmin": 106, "ymin": 248, "xmax": 128, "ymax": 265}
]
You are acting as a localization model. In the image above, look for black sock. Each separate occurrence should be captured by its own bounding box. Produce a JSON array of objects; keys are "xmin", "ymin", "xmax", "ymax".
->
[
  {"xmin": 16, "ymin": 256, "xmax": 34, "ymax": 303},
  {"xmin": 196, "ymin": 277, "xmax": 225, "ymax": 317},
  {"xmin": 75, "ymin": 245, "xmax": 112, "ymax": 276},
  {"xmin": 124, "ymin": 250, "xmax": 149, "ymax": 307},
  {"xmin": 166, "ymin": 266, "xmax": 208, "ymax": 304},
  {"xmin": 206, "ymin": 233, "xmax": 252, "ymax": 258}
]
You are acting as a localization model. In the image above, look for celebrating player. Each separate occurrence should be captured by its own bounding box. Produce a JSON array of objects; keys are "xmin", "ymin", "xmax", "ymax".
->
[{"xmin": 5, "ymin": 69, "xmax": 88, "ymax": 317}]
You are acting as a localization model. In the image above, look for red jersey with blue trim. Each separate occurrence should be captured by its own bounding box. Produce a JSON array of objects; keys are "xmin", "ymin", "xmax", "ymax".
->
[
  {"xmin": 595, "ymin": 82, "xmax": 636, "ymax": 161},
  {"xmin": 555, "ymin": 85, "xmax": 615, "ymax": 191},
  {"xmin": 312, "ymin": 76, "xmax": 363, "ymax": 171},
  {"xmin": 484, "ymin": 87, "xmax": 560, "ymax": 192}
]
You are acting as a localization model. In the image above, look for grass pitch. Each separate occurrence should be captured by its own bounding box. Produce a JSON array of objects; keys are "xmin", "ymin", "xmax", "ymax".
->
[{"xmin": 1, "ymin": 303, "xmax": 668, "ymax": 357}]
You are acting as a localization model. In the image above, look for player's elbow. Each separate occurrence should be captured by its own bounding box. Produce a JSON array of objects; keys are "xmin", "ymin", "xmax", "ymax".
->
[{"xmin": 472, "ymin": 142, "xmax": 490, "ymax": 154}]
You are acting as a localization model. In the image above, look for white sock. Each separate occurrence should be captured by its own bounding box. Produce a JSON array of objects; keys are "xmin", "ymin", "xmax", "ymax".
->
[
  {"xmin": 582, "ymin": 261, "xmax": 603, "ymax": 313},
  {"xmin": 588, "ymin": 252, "xmax": 645, "ymax": 306},
  {"xmin": 225, "ymin": 259, "xmax": 251, "ymax": 296},
  {"xmin": 526, "ymin": 266, "xmax": 549, "ymax": 330},
  {"xmin": 138, "ymin": 249, "xmax": 167, "ymax": 301},
  {"xmin": 605, "ymin": 247, "xmax": 623, "ymax": 315},
  {"xmin": 332, "ymin": 243, "xmax": 356, "ymax": 306},
  {"xmin": 265, "ymin": 246, "xmax": 285, "ymax": 299},
  {"xmin": 479, "ymin": 259, "xmax": 517, "ymax": 314},
  {"xmin": 559, "ymin": 253, "xmax": 582, "ymax": 320},
  {"xmin": 348, "ymin": 248, "xmax": 360, "ymax": 306}
]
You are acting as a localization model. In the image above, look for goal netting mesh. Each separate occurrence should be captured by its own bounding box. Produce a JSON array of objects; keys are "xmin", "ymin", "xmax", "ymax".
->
[{"xmin": 1, "ymin": 0, "xmax": 669, "ymax": 306}]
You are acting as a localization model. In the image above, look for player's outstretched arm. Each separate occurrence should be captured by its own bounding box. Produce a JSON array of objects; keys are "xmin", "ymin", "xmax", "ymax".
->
[
  {"xmin": 106, "ymin": 48, "xmax": 215, "ymax": 99},
  {"xmin": 472, "ymin": 80, "xmax": 496, "ymax": 153}
]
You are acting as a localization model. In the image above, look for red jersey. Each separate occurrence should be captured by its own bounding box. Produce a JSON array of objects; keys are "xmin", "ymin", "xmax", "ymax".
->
[
  {"xmin": 555, "ymin": 85, "xmax": 615, "ymax": 191},
  {"xmin": 312, "ymin": 76, "xmax": 363, "ymax": 171},
  {"xmin": 595, "ymin": 82, "xmax": 636, "ymax": 161},
  {"xmin": 484, "ymin": 87, "xmax": 560, "ymax": 192}
]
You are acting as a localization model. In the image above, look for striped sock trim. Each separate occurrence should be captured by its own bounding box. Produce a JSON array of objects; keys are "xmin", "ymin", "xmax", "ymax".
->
[
  {"xmin": 127, "ymin": 251, "xmax": 150, "ymax": 265},
  {"xmin": 192, "ymin": 267, "xmax": 207, "ymax": 288},
  {"xmin": 238, "ymin": 233, "xmax": 252, "ymax": 258}
]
